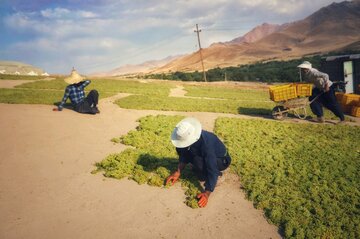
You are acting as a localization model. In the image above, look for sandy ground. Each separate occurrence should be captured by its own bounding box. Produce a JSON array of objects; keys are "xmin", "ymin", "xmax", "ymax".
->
[
  {"xmin": 0, "ymin": 80, "xmax": 36, "ymax": 88},
  {"xmin": 0, "ymin": 77, "xmax": 55, "ymax": 89},
  {"xmin": 0, "ymin": 92, "xmax": 282, "ymax": 239}
]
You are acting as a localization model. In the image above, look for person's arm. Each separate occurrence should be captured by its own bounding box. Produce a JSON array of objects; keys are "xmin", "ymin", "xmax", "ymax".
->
[
  {"xmin": 313, "ymin": 70, "xmax": 330, "ymax": 91},
  {"xmin": 203, "ymin": 151, "xmax": 220, "ymax": 193},
  {"xmin": 79, "ymin": 80, "xmax": 91, "ymax": 90},
  {"xmin": 197, "ymin": 145, "xmax": 220, "ymax": 207},
  {"xmin": 55, "ymin": 87, "xmax": 70, "ymax": 111},
  {"xmin": 166, "ymin": 148, "xmax": 188, "ymax": 186}
]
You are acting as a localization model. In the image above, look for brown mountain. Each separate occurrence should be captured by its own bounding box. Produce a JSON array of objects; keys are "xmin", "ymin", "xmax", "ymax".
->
[
  {"xmin": 228, "ymin": 23, "xmax": 286, "ymax": 44},
  {"xmin": 153, "ymin": 0, "xmax": 360, "ymax": 73}
]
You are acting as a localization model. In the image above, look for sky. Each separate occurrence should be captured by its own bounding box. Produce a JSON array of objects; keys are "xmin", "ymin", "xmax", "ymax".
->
[{"xmin": 0, "ymin": 0, "xmax": 345, "ymax": 74}]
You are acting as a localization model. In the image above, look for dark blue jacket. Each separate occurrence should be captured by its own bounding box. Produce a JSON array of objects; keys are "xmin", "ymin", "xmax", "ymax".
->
[{"xmin": 176, "ymin": 130, "xmax": 228, "ymax": 192}]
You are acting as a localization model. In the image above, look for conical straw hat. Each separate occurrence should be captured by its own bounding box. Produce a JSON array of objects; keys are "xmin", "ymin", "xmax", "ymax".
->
[{"xmin": 64, "ymin": 68, "xmax": 85, "ymax": 84}]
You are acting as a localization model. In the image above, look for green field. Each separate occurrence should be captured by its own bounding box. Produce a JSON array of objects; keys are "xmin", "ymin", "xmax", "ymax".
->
[
  {"xmin": 0, "ymin": 77, "xmax": 349, "ymax": 120},
  {"xmin": 216, "ymin": 118, "xmax": 359, "ymax": 239},
  {"xmin": 0, "ymin": 76, "xmax": 359, "ymax": 238}
]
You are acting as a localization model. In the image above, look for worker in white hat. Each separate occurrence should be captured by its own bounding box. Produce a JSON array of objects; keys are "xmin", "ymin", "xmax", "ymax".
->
[
  {"xmin": 166, "ymin": 117, "xmax": 231, "ymax": 208},
  {"xmin": 297, "ymin": 61, "xmax": 344, "ymax": 123},
  {"xmin": 53, "ymin": 68, "xmax": 100, "ymax": 114}
]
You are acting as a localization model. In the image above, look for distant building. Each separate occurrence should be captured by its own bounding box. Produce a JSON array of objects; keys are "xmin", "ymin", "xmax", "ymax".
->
[
  {"xmin": 320, "ymin": 54, "xmax": 360, "ymax": 94},
  {"xmin": 27, "ymin": 71, "xmax": 38, "ymax": 76},
  {"xmin": 42, "ymin": 72, "xmax": 50, "ymax": 76},
  {"xmin": 0, "ymin": 70, "xmax": 5, "ymax": 74}
]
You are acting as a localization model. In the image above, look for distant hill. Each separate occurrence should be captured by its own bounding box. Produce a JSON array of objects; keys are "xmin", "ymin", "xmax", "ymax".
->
[
  {"xmin": 92, "ymin": 55, "xmax": 184, "ymax": 76},
  {"xmin": 0, "ymin": 61, "xmax": 48, "ymax": 76},
  {"xmin": 152, "ymin": 0, "xmax": 360, "ymax": 73}
]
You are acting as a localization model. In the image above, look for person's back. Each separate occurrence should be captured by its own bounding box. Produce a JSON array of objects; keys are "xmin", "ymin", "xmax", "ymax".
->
[{"xmin": 64, "ymin": 81, "xmax": 90, "ymax": 106}]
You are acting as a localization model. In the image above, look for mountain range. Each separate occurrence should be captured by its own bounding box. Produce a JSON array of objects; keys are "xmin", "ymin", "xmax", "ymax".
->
[{"xmin": 100, "ymin": 0, "xmax": 360, "ymax": 76}]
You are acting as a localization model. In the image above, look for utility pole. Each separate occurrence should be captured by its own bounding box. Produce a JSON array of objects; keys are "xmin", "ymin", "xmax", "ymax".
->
[{"xmin": 194, "ymin": 24, "xmax": 207, "ymax": 82}]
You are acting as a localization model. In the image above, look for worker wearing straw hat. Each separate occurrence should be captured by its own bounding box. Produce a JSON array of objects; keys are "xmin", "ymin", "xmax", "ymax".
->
[
  {"xmin": 166, "ymin": 117, "xmax": 231, "ymax": 208},
  {"xmin": 53, "ymin": 68, "xmax": 100, "ymax": 114},
  {"xmin": 297, "ymin": 61, "xmax": 344, "ymax": 124}
]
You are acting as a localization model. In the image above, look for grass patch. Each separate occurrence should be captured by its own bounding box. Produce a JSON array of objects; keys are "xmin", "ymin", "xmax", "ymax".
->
[
  {"xmin": 0, "ymin": 74, "xmax": 49, "ymax": 80},
  {"xmin": 215, "ymin": 118, "xmax": 360, "ymax": 239},
  {"xmin": 0, "ymin": 88, "xmax": 64, "ymax": 104},
  {"xmin": 94, "ymin": 115, "xmax": 203, "ymax": 208},
  {"xmin": 184, "ymin": 85, "xmax": 270, "ymax": 101},
  {"xmin": 0, "ymin": 88, "xmax": 115, "ymax": 105},
  {"xmin": 116, "ymin": 94, "xmax": 275, "ymax": 115}
]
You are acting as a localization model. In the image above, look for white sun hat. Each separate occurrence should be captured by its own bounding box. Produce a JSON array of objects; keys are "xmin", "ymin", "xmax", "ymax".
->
[
  {"xmin": 64, "ymin": 68, "xmax": 85, "ymax": 84},
  {"xmin": 297, "ymin": 61, "xmax": 312, "ymax": 69},
  {"xmin": 171, "ymin": 117, "xmax": 202, "ymax": 148}
]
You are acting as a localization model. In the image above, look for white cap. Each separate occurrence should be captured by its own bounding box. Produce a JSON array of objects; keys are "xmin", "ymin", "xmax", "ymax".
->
[
  {"xmin": 171, "ymin": 117, "xmax": 202, "ymax": 148},
  {"xmin": 297, "ymin": 61, "xmax": 312, "ymax": 69}
]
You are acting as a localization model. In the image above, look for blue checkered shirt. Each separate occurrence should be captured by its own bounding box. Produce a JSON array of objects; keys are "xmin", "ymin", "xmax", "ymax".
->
[{"xmin": 58, "ymin": 80, "xmax": 91, "ymax": 110}]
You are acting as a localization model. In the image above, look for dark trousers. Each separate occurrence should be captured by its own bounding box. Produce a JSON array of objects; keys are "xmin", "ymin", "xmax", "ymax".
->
[
  {"xmin": 192, "ymin": 154, "xmax": 231, "ymax": 181},
  {"xmin": 309, "ymin": 86, "xmax": 345, "ymax": 121},
  {"xmin": 74, "ymin": 90, "xmax": 99, "ymax": 114}
]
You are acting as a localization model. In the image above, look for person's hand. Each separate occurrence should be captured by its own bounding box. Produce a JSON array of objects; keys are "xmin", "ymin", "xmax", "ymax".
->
[
  {"xmin": 324, "ymin": 84, "xmax": 330, "ymax": 92},
  {"xmin": 166, "ymin": 171, "xmax": 180, "ymax": 186},
  {"xmin": 197, "ymin": 191, "xmax": 211, "ymax": 208},
  {"xmin": 53, "ymin": 107, "xmax": 62, "ymax": 111}
]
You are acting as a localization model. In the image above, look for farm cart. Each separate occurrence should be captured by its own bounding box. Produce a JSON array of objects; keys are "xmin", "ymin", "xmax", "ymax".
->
[{"xmin": 269, "ymin": 83, "xmax": 314, "ymax": 120}]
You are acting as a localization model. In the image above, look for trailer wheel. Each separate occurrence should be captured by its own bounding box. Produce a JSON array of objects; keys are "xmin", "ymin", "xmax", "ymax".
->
[{"xmin": 272, "ymin": 106, "xmax": 288, "ymax": 120}]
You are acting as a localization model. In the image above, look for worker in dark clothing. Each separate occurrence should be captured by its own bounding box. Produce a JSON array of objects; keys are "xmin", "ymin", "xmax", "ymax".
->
[
  {"xmin": 53, "ymin": 68, "xmax": 100, "ymax": 114},
  {"xmin": 166, "ymin": 117, "xmax": 231, "ymax": 208},
  {"xmin": 297, "ymin": 61, "xmax": 345, "ymax": 124}
]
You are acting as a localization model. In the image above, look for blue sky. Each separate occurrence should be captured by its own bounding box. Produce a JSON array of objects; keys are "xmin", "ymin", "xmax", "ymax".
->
[{"xmin": 0, "ymin": 0, "xmax": 344, "ymax": 74}]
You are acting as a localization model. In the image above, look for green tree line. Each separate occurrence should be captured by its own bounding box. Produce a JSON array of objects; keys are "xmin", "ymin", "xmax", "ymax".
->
[{"xmin": 144, "ymin": 56, "xmax": 322, "ymax": 82}]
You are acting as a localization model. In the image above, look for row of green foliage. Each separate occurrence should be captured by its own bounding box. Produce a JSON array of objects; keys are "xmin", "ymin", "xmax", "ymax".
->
[
  {"xmin": 215, "ymin": 118, "xmax": 360, "ymax": 239},
  {"xmin": 115, "ymin": 94, "xmax": 275, "ymax": 115},
  {"xmin": 0, "ymin": 74, "xmax": 49, "ymax": 80},
  {"xmin": 94, "ymin": 115, "xmax": 203, "ymax": 208},
  {"xmin": 115, "ymin": 93, "xmax": 345, "ymax": 120},
  {"xmin": 0, "ymin": 88, "xmax": 115, "ymax": 105},
  {"xmin": 143, "ymin": 56, "xmax": 322, "ymax": 82},
  {"xmin": 0, "ymin": 88, "xmax": 64, "ymax": 105},
  {"xmin": 17, "ymin": 78, "xmax": 174, "ymax": 96},
  {"xmin": 0, "ymin": 77, "xmax": 174, "ymax": 105},
  {"xmin": 0, "ymin": 75, "xmax": 351, "ymax": 121},
  {"xmin": 184, "ymin": 85, "xmax": 270, "ymax": 101}
]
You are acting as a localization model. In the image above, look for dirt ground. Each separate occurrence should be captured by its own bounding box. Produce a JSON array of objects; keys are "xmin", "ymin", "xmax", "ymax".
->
[{"xmin": 0, "ymin": 91, "xmax": 283, "ymax": 239}]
